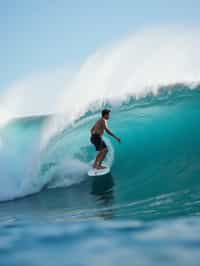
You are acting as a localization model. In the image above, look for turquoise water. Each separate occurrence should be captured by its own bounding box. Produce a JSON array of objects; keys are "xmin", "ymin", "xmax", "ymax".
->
[{"xmin": 0, "ymin": 85, "xmax": 200, "ymax": 265}]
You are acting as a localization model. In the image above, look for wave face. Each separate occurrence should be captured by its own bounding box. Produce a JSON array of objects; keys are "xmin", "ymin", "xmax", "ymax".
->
[{"xmin": 0, "ymin": 84, "xmax": 200, "ymax": 221}]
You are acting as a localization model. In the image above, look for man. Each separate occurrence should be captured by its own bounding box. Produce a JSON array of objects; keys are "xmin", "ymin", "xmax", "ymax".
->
[{"xmin": 90, "ymin": 109, "xmax": 121, "ymax": 169}]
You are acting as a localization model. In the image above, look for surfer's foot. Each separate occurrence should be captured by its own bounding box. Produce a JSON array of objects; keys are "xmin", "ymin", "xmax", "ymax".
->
[
  {"xmin": 93, "ymin": 162, "xmax": 98, "ymax": 168},
  {"xmin": 97, "ymin": 165, "xmax": 107, "ymax": 170}
]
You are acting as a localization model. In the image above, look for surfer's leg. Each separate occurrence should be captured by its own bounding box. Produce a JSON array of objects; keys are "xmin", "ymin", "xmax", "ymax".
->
[
  {"xmin": 93, "ymin": 148, "xmax": 108, "ymax": 169},
  {"xmin": 93, "ymin": 154, "xmax": 100, "ymax": 168},
  {"xmin": 93, "ymin": 151, "xmax": 103, "ymax": 168},
  {"xmin": 97, "ymin": 140, "xmax": 108, "ymax": 168},
  {"xmin": 97, "ymin": 148, "xmax": 108, "ymax": 168},
  {"xmin": 92, "ymin": 136, "xmax": 108, "ymax": 169}
]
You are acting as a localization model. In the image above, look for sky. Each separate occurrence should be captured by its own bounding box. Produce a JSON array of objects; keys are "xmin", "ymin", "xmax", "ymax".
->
[{"xmin": 0, "ymin": 0, "xmax": 200, "ymax": 91}]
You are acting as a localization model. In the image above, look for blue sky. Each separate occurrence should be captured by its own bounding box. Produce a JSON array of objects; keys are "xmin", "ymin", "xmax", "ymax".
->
[{"xmin": 0, "ymin": 0, "xmax": 200, "ymax": 91}]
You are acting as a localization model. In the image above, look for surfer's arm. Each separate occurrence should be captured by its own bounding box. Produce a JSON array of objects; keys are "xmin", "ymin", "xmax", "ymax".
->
[{"xmin": 104, "ymin": 123, "xmax": 121, "ymax": 142}]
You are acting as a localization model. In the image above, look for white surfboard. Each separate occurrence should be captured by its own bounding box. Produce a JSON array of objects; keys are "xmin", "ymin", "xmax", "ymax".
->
[{"xmin": 88, "ymin": 166, "xmax": 110, "ymax": 176}]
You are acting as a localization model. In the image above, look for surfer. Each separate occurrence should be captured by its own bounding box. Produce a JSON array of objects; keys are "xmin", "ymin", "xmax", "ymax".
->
[{"xmin": 90, "ymin": 109, "xmax": 121, "ymax": 169}]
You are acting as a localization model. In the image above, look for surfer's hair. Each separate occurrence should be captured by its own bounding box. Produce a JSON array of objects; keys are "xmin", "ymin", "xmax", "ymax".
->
[{"xmin": 102, "ymin": 109, "xmax": 111, "ymax": 117}]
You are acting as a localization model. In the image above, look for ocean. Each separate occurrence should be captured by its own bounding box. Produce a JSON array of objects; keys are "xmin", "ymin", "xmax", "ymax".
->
[{"xmin": 0, "ymin": 84, "xmax": 200, "ymax": 265}]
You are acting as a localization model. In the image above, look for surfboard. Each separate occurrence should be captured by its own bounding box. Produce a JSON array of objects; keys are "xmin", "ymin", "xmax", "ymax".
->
[{"xmin": 88, "ymin": 166, "xmax": 110, "ymax": 176}]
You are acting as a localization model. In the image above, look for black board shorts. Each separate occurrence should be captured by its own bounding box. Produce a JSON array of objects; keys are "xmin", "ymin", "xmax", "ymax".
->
[{"xmin": 90, "ymin": 134, "xmax": 107, "ymax": 151}]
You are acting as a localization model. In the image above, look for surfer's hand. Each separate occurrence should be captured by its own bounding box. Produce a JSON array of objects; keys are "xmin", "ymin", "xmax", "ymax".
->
[{"xmin": 116, "ymin": 137, "xmax": 121, "ymax": 143}]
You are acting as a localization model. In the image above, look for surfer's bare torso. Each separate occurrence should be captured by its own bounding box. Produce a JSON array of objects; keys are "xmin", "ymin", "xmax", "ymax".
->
[{"xmin": 91, "ymin": 118, "xmax": 107, "ymax": 136}]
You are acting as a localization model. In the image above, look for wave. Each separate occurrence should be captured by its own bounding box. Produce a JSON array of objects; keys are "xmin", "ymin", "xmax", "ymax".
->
[
  {"xmin": 0, "ymin": 85, "xmax": 200, "ymax": 213},
  {"xmin": 0, "ymin": 26, "xmax": 200, "ymax": 220}
]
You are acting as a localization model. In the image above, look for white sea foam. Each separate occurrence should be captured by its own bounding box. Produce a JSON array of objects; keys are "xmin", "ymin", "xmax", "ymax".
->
[{"xmin": 47, "ymin": 158, "xmax": 89, "ymax": 189}]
